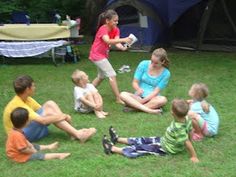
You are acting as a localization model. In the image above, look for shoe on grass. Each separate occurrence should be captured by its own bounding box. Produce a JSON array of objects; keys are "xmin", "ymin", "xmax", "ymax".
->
[
  {"xmin": 118, "ymin": 65, "xmax": 130, "ymax": 73},
  {"xmin": 109, "ymin": 126, "xmax": 119, "ymax": 144},
  {"xmin": 102, "ymin": 135, "xmax": 113, "ymax": 155}
]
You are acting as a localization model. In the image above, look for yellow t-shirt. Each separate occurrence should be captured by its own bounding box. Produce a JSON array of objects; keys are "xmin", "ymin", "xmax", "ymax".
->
[{"xmin": 3, "ymin": 95, "xmax": 41, "ymax": 134}]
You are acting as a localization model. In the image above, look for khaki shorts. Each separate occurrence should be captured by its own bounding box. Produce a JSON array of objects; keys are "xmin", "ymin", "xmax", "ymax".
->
[{"xmin": 93, "ymin": 59, "xmax": 116, "ymax": 79}]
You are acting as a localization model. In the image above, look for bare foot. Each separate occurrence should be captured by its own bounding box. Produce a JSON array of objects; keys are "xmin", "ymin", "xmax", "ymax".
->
[
  {"xmin": 59, "ymin": 153, "xmax": 71, "ymax": 160},
  {"xmin": 149, "ymin": 109, "xmax": 162, "ymax": 114},
  {"xmin": 48, "ymin": 142, "xmax": 59, "ymax": 150},
  {"xmin": 116, "ymin": 99, "xmax": 125, "ymax": 105},
  {"xmin": 95, "ymin": 111, "xmax": 106, "ymax": 119},
  {"xmin": 102, "ymin": 111, "xmax": 109, "ymax": 116},
  {"xmin": 77, "ymin": 128, "xmax": 97, "ymax": 143}
]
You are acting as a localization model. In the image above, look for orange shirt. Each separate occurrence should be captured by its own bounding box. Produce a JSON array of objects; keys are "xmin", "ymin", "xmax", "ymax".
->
[{"xmin": 6, "ymin": 129, "xmax": 32, "ymax": 163}]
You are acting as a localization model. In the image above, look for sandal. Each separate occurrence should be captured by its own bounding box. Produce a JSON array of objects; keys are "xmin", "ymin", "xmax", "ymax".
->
[
  {"xmin": 109, "ymin": 126, "xmax": 119, "ymax": 144},
  {"xmin": 102, "ymin": 135, "xmax": 113, "ymax": 155}
]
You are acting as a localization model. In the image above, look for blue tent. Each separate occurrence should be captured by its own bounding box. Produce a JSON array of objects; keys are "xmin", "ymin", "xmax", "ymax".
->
[
  {"xmin": 106, "ymin": 0, "xmax": 201, "ymax": 48},
  {"xmin": 11, "ymin": 11, "xmax": 30, "ymax": 24},
  {"xmin": 106, "ymin": 0, "xmax": 236, "ymax": 51}
]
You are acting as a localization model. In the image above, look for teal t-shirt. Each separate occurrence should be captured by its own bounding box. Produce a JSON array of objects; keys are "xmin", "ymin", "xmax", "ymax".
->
[
  {"xmin": 134, "ymin": 60, "xmax": 170, "ymax": 98},
  {"xmin": 190, "ymin": 100, "xmax": 219, "ymax": 135},
  {"xmin": 161, "ymin": 116, "xmax": 192, "ymax": 154}
]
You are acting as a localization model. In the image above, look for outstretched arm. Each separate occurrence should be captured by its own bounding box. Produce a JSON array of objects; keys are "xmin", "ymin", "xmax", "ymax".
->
[
  {"xmin": 185, "ymin": 140, "xmax": 199, "ymax": 163},
  {"xmin": 102, "ymin": 35, "xmax": 131, "ymax": 45}
]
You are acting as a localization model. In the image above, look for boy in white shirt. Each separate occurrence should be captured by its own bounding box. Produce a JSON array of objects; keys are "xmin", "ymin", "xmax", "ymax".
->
[{"xmin": 71, "ymin": 69, "xmax": 108, "ymax": 119}]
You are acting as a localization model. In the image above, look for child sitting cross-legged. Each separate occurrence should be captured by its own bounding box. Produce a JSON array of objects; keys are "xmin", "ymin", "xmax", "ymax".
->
[
  {"xmin": 71, "ymin": 69, "xmax": 108, "ymax": 119},
  {"xmin": 6, "ymin": 107, "xmax": 70, "ymax": 163},
  {"xmin": 102, "ymin": 99, "xmax": 199, "ymax": 163}
]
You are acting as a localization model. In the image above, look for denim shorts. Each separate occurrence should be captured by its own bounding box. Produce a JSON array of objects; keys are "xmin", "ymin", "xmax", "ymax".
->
[
  {"xmin": 28, "ymin": 144, "xmax": 45, "ymax": 161},
  {"xmin": 23, "ymin": 108, "xmax": 49, "ymax": 142}
]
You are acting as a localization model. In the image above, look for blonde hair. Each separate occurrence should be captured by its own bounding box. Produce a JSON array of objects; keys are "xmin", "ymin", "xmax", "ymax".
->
[
  {"xmin": 190, "ymin": 83, "xmax": 209, "ymax": 101},
  {"xmin": 171, "ymin": 99, "xmax": 189, "ymax": 118},
  {"xmin": 71, "ymin": 69, "xmax": 86, "ymax": 85},
  {"xmin": 152, "ymin": 48, "xmax": 170, "ymax": 68}
]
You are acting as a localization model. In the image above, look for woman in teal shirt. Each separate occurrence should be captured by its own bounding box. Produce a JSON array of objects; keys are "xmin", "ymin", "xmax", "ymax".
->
[{"xmin": 120, "ymin": 48, "xmax": 170, "ymax": 114}]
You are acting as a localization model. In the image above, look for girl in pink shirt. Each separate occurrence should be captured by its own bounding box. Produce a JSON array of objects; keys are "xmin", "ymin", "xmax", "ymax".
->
[{"xmin": 89, "ymin": 9, "xmax": 132, "ymax": 104}]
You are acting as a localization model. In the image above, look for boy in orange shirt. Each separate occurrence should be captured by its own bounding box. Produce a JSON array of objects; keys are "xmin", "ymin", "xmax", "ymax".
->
[{"xmin": 6, "ymin": 107, "xmax": 70, "ymax": 163}]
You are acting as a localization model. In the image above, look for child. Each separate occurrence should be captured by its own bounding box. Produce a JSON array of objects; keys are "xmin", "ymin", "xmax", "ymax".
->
[
  {"xmin": 89, "ymin": 9, "xmax": 132, "ymax": 104},
  {"xmin": 188, "ymin": 83, "xmax": 220, "ymax": 141},
  {"xmin": 120, "ymin": 48, "xmax": 170, "ymax": 114},
  {"xmin": 72, "ymin": 69, "xmax": 108, "ymax": 119},
  {"xmin": 102, "ymin": 99, "xmax": 199, "ymax": 163},
  {"xmin": 6, "ymin": 107, "xmax": 71, "ymax": 163},
  {"xmin": 3, "ymin": 75, "xmax": 96, "ymax": 143}
]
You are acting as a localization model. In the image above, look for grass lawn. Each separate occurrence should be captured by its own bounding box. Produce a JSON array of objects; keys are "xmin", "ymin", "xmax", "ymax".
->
[{"xmin": 0, "ymin": 44, "xmax": 236, "ymax": 177}]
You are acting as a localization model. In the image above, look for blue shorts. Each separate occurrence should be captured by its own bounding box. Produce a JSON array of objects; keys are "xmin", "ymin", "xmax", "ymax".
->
[
  {"xmin": 23, "ymin": 108, "xmax": 49, "ymax": 142},
  {"xmin": 28, "ymin": 144, "xmax": 45, "ymax": 161}
]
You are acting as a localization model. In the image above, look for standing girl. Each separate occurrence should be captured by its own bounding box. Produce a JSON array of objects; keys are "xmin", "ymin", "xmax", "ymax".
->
[{"xmin": 89, "ymin": 9, "xmax": 132, "ymax": 104}]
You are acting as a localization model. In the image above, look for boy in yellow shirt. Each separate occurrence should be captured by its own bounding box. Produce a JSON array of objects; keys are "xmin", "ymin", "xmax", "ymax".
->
[{"xmin": 3, "ymin": 75, "xmax": 96, "ymax": 142}]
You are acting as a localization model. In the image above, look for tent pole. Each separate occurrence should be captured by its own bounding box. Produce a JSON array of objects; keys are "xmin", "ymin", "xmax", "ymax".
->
[
  {"xmin": 221, "ymin": 0, "xmax": 236, "ymax": 34},
  {"xmin": 196, "ymin": 0, "xmax": 216, "ymax": 50}
]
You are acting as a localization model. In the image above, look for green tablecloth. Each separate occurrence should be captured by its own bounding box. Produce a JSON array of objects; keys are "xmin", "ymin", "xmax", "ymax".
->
[{"xmin": 0, "ymin": 24, "xmax": 78, "ymax": 41}]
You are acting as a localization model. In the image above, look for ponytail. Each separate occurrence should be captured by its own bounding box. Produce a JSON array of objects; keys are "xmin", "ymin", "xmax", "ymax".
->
[
  {"xmin": 96, "ymin": 9, "xmax": 118, "ymax": 31},
  {"xmin": 96, "ymin": 12, "xmax": 106, "ymax": 31}
]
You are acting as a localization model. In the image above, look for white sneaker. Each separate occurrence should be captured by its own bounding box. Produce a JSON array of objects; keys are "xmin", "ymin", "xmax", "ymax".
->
[{"xmin": 118, "ymin": 65, "xmax": 130, "ymax": 73}]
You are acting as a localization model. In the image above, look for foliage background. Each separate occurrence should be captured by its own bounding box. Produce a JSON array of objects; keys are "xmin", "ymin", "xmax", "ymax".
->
[{"xmin": 0, "ymin": 0, "xmax": 86, "ymax": 25}]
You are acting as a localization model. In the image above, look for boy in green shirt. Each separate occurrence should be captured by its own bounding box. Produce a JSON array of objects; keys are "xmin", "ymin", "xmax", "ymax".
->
[{"xmin": 102, "ymin": 99, "xmax": 199, "ymax": 163}]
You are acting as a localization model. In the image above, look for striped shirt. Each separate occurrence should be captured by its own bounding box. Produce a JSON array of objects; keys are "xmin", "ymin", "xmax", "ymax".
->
[{"xmin": 161, "ymin": 116, "xmax": 192, "ymax": 154}]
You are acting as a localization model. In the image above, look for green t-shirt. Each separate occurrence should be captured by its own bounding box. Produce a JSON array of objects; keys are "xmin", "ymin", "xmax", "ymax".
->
[{"xmin": 161, "ymin": 116, "xmax": 192, "ymax": 154}]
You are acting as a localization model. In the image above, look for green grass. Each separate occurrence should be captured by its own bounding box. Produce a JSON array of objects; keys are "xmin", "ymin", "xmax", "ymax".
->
[{"xmin": 0, "ymin": 45, "xmax": 236, "ymax": 177}]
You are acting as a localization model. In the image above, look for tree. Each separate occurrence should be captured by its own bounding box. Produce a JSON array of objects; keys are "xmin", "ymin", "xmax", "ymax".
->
[{"xmin": 85, "ymin": 0, "xmax": 107, "ymax": 34}]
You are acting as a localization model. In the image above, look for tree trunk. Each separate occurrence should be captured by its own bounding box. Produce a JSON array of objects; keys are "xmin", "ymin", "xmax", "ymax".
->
[{"xmin": 85, "ymin": 0, "xmax": 107, "ymax": 34}]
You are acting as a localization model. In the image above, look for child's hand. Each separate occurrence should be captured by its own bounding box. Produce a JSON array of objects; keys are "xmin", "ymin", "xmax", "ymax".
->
[
  {"xmin": 140, "ymin": 98, "xmax": 148, "ymax": 104},
  {"xmin": 190, "ymin": 157, "xmax": 199, "ymax": 163},
  {"xmin": 201, "ymin": 101, "xmax": 210, "ymax": 113},
  {"xmin": 136, "ymin": 88, "xmax": 143, "ymax": 96},
  {"xmin": 94, "ymin": 104, "xmax": 102, "ymax": 111},
  {"xmin": 186, "ymin": 99, "xmax": 193, "ymax": 104},
  {"xmin": 58, "ymin": 113, "xmax": 70, "ymax": 122},
  {"xmin": 65, "ymin": 114, "xmax": 72, "ymax": 123},
  {"xmin": 122, "ymin": 45, "xmax": 129, "ymax": 51},
  {"xmin": 125, "ymin": 37, "xmax": 132, "ymax": 44}
]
